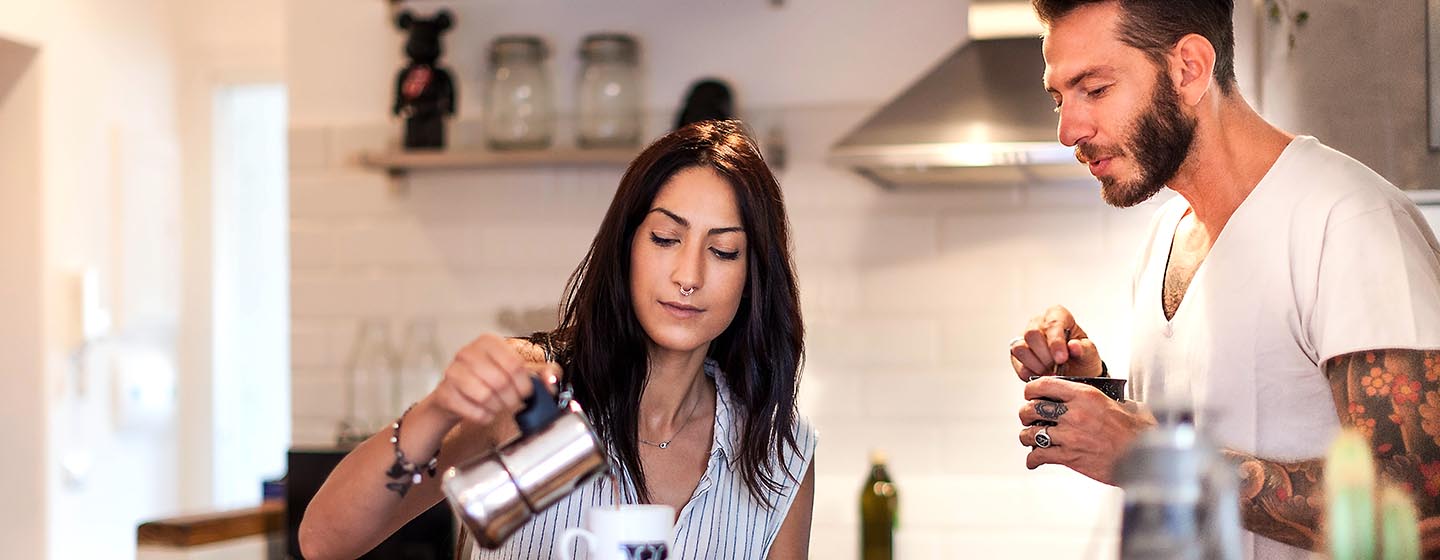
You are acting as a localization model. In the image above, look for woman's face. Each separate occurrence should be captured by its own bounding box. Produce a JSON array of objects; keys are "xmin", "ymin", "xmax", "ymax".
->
[{"xmin": 629, "ymin": 166, "xmax": 748, "ymax": 355}]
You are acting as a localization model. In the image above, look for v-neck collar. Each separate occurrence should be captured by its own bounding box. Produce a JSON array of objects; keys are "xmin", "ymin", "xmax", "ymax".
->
[
  {"xmin": 1159, "ymin": 207, "xmax": 1205, "ymax": 324},
  {"xmin": 1154, "ymin": 136, "xmax": 1310, "ymax": 326}
]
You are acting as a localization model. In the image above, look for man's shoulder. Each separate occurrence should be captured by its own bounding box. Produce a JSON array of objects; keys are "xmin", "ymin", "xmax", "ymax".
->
[{"xmin": 1270, "ymin": 136, "xmax": 1415, "ymax": 225}]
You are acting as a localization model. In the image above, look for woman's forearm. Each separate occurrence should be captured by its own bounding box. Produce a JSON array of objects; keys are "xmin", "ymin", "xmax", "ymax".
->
[{"xmin": 298, "ymin": 397, "xmax": 461, "ymax": 559}]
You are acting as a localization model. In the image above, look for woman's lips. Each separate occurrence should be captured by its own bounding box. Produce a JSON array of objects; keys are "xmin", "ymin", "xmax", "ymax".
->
[{"xmin": 660, "ymin": 301, "xmax": 703, "ymax": 319}]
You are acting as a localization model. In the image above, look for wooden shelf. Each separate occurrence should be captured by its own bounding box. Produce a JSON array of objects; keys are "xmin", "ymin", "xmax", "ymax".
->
[
  {"xmin": 137, "ymin": 500, "xmax": 284, "ymax": 548},
  {"xmin": 356, "ymin": 148, "xmax": 637, "ymax": 175}
]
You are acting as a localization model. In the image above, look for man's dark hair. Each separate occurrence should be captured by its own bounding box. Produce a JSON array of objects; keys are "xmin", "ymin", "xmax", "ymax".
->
[{"xmin": 1033, "ymin": 0, "xmax": 1237, "ymax": 95}]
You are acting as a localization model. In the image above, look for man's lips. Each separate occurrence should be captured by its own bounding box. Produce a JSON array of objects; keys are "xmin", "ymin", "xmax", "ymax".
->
[{"xmin": 1087, "ymin": 157, "xmax": 1113, "ymax": 176}]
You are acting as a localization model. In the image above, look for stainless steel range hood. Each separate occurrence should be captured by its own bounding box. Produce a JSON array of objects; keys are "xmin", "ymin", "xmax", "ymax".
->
[{"xmin": 829, "ymin": 36, "xmax": 1089, "ymax": 188}]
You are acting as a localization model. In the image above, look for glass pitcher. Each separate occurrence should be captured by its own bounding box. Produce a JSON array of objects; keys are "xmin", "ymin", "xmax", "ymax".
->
[
  {"xmin": 395, "ymin": 318, "xmax": 447, "ymax": 414},
  {"xmin": 337, "ymin": 319, "xmax": 398, "ymax": 447}
]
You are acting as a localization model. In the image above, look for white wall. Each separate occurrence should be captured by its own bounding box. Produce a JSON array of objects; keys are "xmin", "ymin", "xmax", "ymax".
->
[
  {"xmin": 0, "ymin": 0, "xmax": 280, "ymax": 557},
  {"xmin": 0, "ymin": 1, "xmax": 189, "ymax": 557},
  {"xmin": 0, "ymin": 33, "xmax": 45, "ymax": 560},
  {"xmin": 288, "ymin": 0, "xmax": 972, "ymax": 127},
  {"xmin": 1253, "ymin": 0, "xmax": 1440, "ymax": 189},
  {"xmin": 287, "ymin": 1, "xmax": 1163, "ymax": 556}
]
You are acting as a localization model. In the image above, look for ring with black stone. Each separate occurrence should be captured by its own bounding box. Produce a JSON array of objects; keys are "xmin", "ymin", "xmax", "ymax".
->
[{"xmin": 1034, "ymin": 426, "xmax": 1053, "ymax": 448}]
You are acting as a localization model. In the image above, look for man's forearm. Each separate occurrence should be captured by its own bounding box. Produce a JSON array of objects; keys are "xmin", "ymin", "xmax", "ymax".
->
[
  {"xmin": 1223, "ymin": 451, "xmax": 1326, "ymax": 551},
  {"xmin": 1224, "ymin": 349, "xmax": 1440, "ymax": 551}
]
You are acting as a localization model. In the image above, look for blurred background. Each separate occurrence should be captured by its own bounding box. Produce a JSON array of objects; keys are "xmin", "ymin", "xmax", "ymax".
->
[{"xmin": 2, "ymin": 0, "xmax": 1438, "ymax": 558}]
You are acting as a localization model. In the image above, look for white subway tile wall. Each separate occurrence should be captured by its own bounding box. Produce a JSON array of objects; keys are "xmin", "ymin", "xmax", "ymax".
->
[{"xmin": 289, "ymin": 106, "xmax": 1170, "ymax": 558}]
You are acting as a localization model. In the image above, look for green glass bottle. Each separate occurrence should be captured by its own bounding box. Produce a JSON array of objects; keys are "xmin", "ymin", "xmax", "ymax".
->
[{"xmin": 860, "ymin": 450, "xmax": 898, "ymax": 560}]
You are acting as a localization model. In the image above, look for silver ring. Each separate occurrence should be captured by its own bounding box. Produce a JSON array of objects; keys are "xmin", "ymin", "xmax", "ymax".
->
[
  {"xmin": 1008, "ymin": 336, "xmax": 1025, "ymax": 348},
  {"xmin": 1034, "ymin": 426, "xmax": 1052, "ymax": 448},
  {"xmin": 680, "ymin": 286, "xmax": 695, "ymax": 297}
]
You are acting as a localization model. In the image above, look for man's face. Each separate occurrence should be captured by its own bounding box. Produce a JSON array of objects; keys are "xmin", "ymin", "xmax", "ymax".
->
[{"xmin": 1042, "ymin": 3, "xmax": 1197, "ymax": 208}]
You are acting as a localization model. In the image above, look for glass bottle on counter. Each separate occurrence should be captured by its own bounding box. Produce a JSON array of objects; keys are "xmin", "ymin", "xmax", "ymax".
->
[
  {"xmin": 337, "ymin": 319, "xmax": 399, "ymax": 447},
  {"xmin": 1113, "ymin": 404, "xmax": 1241, "ymax": 560},
  {"xmin": 394, "ymin": 318, "xmax": 446, "ymax": 414},
  {"xmin": 860, "ymin": 450, "xmax": 899, "ymax": 560},
  {"xmin": 485, "ymin": 35, "xmax": 554, "ymax": 150},
  {"xmin": 576, "ymin": 33, "xmax": 641, "ymax": 148}
]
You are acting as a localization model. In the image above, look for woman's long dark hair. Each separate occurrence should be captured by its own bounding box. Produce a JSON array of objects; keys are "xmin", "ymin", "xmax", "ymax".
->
[{"xmin": 538, "ymin": 120, "xmax": 803, "ymax": 505}]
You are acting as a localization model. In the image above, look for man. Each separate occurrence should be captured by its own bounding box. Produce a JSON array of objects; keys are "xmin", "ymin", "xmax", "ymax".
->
[{"xmin": 1006, "ymin": 0, "xmax": 1440, "ymax": 557}]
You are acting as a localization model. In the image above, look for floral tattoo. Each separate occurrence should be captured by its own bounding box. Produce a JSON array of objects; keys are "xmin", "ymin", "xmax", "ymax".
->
[{"xmin": 1225, "ymin": 349, "xmax": 1440, "ymax": 551}]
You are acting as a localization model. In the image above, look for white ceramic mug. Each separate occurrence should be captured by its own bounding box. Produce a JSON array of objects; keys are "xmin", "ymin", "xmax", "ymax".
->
[{"xmin": 558, "ymin": 504, "xmax": 675, "ymax": 560}]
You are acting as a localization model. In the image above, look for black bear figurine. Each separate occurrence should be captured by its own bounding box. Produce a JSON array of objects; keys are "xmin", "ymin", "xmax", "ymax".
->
[{"xmin": 393, "ymin": 10, "xmax": 456, "ymax": 150}]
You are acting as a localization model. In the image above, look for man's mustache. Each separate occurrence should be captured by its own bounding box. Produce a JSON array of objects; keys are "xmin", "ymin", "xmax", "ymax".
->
[{"xmin": 1075, "ymin": 143, "xmax": 1120, "ymax": 165}]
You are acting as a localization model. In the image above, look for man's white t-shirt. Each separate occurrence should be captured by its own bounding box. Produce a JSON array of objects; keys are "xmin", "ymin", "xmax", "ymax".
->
[{"xmin": 1127, "ymin": 136, "xmax": 1440, "ymax": 559}]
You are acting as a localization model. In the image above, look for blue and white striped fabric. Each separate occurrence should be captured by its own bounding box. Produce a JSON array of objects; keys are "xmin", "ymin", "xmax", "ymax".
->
[{"xmin": 471, "ymin": 358, "xmax": 817, "ymax": 560}]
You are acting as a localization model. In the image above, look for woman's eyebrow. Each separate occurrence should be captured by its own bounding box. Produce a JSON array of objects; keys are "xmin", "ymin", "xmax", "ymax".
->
[{"xmin": 650, "ymin": 207, "xmax": 743, "ymax": 236}]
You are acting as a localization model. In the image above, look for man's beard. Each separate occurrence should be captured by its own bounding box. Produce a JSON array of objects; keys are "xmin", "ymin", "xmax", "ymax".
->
[{"xmin": 1076, "ymin": 71, "xmax": 1198, "ymax": 208}]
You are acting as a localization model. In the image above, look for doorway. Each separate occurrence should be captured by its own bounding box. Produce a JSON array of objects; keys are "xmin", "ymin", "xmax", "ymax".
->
[{"xmin": 210, "ymin": 83, "xmax": 291, "ymax": 508}]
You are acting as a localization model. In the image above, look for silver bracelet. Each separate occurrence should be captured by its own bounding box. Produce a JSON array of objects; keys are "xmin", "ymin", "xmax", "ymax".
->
[{"xmin": 384, "ymin": 404, "xmax": 439, "ymax": 498}]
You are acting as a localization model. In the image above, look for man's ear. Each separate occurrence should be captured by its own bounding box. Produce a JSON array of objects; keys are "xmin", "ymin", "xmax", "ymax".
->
[{"xmin": 1170, "ymin": 33, "xmax": 1217, "ymax": 106}]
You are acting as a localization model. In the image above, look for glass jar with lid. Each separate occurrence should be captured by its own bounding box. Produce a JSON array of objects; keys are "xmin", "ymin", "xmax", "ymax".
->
[
  {"xmin": 576, "ymin": 33, "xmax": 642, "ymax": 149},
  {"xmin": 485, "ymin": 35, "xmax": 555, "ymax": 150}
]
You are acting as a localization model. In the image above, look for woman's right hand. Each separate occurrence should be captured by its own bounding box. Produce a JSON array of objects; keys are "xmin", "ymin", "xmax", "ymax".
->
[{"xmin": 422, "ymin": 333, "xmax": 562, "ymax": 427}]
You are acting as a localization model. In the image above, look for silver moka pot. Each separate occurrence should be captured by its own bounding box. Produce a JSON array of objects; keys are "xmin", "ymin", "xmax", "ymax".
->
[{"xmin": 441, "ymin": 377, "xmax": 609, "ymax": 549}]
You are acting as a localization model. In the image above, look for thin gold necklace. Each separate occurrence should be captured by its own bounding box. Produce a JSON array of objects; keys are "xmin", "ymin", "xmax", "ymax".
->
[{"xmin": 638, "ymin": 390, "xmax": 704, "ymax": 450}]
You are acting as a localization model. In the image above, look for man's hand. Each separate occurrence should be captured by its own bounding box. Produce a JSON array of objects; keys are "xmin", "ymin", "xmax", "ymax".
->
[
  {"xmin": 1010, "ymin": 305, "xmax": 1104, "ymax": 381},
  {"xmin": 1017, "ymin": 377, "xmax": 1156, "ymax": 485}
]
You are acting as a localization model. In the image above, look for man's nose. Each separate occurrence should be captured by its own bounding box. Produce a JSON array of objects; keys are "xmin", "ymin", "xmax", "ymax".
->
[{"xmin": 1056, "ymin": 104, "xmax": 1094, "ymax": 148}]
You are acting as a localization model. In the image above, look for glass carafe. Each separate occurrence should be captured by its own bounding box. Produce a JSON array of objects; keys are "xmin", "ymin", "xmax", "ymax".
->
[
  {"xmin": 485, "ymin": 35, "xmax": 554, "ymax": 150},
  {"xmin": 337, "ymin": 319, "xmax": 398, "ymax": 447},
  {"xmin": 576, "ymin": 33, "xmax": 642, "ymax": 148},
  {"xmin": 395, "ymin": 318, "xmax": 446, "ymax": 414}
]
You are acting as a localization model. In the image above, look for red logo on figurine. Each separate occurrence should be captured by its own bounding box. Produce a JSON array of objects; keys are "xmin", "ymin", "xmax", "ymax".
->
[{"xmin": 402, "ymin": 66, "xmax": 433, "ymax": 100}]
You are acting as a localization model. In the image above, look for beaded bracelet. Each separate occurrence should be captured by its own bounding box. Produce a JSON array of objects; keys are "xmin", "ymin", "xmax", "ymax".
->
[{"xmin": 383, "ymin": 404, "xmax": 440, "ymax": 498}]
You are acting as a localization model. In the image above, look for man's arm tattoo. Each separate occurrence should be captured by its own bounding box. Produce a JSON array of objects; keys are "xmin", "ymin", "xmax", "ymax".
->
[
  {"xmin": 1223, "ymin": 451, "xmax": 1325, "ymax": 550},
  {"xmin": 1225, "ymin": 349, "xmax": 1440, "ymax": 551}
]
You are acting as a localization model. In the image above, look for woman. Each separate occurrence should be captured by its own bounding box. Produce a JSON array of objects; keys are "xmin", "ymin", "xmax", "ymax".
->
[{"xmin": 300, "ymin": 120, "xmax": 816, "ymax": 559}]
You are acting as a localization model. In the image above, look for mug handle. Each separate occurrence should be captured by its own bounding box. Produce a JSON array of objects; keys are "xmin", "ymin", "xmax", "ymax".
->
[{"xmin": 559, "ymin": 527, "xmax": 597, "ymax": 560}]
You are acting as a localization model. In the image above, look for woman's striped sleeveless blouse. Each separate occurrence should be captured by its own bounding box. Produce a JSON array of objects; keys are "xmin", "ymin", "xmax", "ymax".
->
[{"xmin": 469, "ymin": 359, "xmax": 817, "ymax": 560}]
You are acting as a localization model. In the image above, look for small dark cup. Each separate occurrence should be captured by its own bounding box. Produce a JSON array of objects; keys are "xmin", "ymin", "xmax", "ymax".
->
[{"xmin": 1054, "ymin": 376, "xmax": 1127, "ymax": 402}]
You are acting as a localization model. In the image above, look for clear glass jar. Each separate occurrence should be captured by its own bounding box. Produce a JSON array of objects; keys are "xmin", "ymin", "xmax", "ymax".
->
[
  {"xmin": 485, "ymin": 35, "xmax": 554, "ymax": 150},
  {"xmin": 394, "ymin": 318, "xmax": 446, "ymax": 414},
  {"xmin": 576, "ymin": 33, "xmax": 641, "ymax": 148},
  {"xmin": 337, "ymin": 319, "xmax": 398, "ymax": 447}
]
